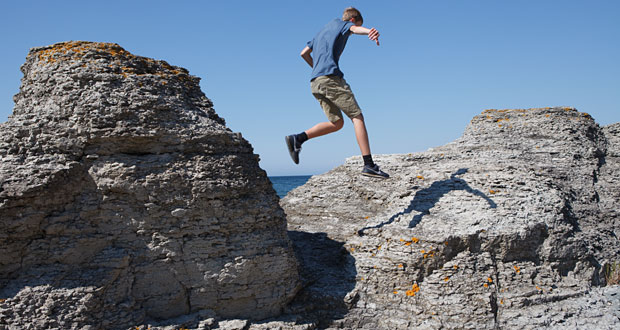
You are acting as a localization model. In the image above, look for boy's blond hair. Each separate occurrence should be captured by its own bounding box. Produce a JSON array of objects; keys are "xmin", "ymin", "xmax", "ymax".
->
[{"xmin": 342, "ymin": 7, "xmax": 363, "ymax": 24}]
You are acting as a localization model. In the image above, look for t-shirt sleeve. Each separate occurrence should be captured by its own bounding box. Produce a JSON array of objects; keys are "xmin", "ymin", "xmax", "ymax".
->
[
  {"xmin": 306, "ymin": 39, "xmax": 314, "ymax": 49},
  {"xmin": 341, "ymin": 21, "xmax": 354, "ymax": 35}
]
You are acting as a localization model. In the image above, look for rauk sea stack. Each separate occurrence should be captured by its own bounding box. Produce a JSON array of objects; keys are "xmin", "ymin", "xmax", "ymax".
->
[{"xmin": 0, "ymin": 41, "xmax": 300, "ymax": 329}]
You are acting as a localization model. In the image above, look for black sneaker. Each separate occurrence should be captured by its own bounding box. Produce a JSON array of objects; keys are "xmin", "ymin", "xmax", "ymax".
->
[
  {"xmin": 362, "ymin": 164, "xmax": 389, "ymax": 179},
  {"xmin": 285, "ymin": 135, "xmax": 301, "ymax": 164}
]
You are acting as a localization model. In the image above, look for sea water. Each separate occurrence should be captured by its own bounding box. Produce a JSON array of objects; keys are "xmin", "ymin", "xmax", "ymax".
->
[{"xmin": 269, "ymin": 175, "xmax": 312, "ymax": 198}]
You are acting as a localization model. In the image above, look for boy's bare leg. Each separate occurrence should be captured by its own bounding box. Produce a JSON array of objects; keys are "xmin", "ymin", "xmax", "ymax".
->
[
  {"xmin": 353, "ymin": 114, "xmax": 389, "ymax": 178},
  {"xmin": 305, "ymin": 119, "xmax": 344, "ymax": 139},
  {"xmin": 351, "ymin": 114, "xmax": 371, "ymax": 155}
]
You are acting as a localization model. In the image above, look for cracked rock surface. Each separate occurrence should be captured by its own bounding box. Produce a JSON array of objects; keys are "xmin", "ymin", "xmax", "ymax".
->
[
  {"xmin": 0, "ymin": 41, "xmax": 299, "ymax": 329},
  {"xmin": 281, "ymin": 107, "xmax": 620, "ymax": 329}
]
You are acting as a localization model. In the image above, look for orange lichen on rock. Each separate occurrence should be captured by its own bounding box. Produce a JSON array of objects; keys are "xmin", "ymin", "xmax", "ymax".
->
[
  {"xmin": 34, "ymin": 41, "xmax": 192, "ymax": 83},
  {"xmin": 404, "ymin": 284, "xmax": 420, "ymax": 297},
  {"xmin": 36, "ymin": 41, "xmax": 134, "ymax": 64}
]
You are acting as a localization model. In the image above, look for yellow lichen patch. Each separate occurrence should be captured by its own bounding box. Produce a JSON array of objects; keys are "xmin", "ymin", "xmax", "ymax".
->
[
  {"xmin": 411, "ymin": 237, "xmax": 419, "ymax": 244},
  {"xmin": 416, "ymin": 175, "xmax": 424, "ymax": 180},
  {"xmin": 350, "ymin": 247, "xmax": 355, "ymax": 252},
  {"xmin": 397, "ymin": 264, "xmax": 404, "ymax": 268},
  {"xmin": 399, "ymin": 238, "xmax": 405, "ymax": 242},
  {"xmin": 444, "ymin": 277, "xmax": 450, "ymax": 282},
  {"xmin": 483, "ymin": 283, "xmax": 489, "ymax": 288},
  {"xmin": 487, "ymin": 277, "xmax": 493, "ymax": 283},
  {"xmin": 453, "ymin": 265, "xmax": 459, "ymax": 269},
  {"xmin": 364, "ymin": 216, "xmax": 369, "ymax": 219},
  {"xmin": 404, "ymin": 241, "xmax": 412, "ymax": 246},
  {"xmin": 489, "ymin": 189, "xmax": 498, "ymax": 194},
  {"xmin": 513, "ymin": 265, "xmax": 520, "ymax": 273},
  {"xmin": 393, "ymin": 290, "xmax": 399, "ymax": 294},
  {"xmin": 500, "ymin": 299, "xmax": 504, "ymax": 305},
  {"xmin": 411, "ymin": 283, "xmax": 420, "ymax": 294},
  {"xmin": 0, "ymin": 298, "xmax": 5, "ymax": 303},
  {"xmin": 36, "ymin": 41, "xmax": 135, "ymax": 64}
]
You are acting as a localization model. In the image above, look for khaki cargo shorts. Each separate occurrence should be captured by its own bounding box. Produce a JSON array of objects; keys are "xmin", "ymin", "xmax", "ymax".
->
[{"xmin": 310, "ymin": 75, "xmax": 362, "ymax": 123}]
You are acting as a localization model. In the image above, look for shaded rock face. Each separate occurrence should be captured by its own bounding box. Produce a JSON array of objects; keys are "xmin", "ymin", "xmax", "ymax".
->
[
  {"xmin": 282, "ymin": 107, "xmax": 620, "ymax": 329},
  {"xmin": 0, "ymin": 41, "xmax": 299, "ymax": 329}
]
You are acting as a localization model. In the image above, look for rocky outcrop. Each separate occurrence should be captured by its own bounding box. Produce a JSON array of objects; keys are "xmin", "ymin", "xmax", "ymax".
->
[
  {"xmin": 282, "ymin": 107, "xmax": 620, "ymax": 329},
  {"xmin": 0, "ymin": 41, "xmax": 299, "ymax": 329}
]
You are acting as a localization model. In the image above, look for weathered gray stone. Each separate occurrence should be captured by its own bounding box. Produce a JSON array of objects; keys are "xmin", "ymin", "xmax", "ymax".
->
[
  {"xmin": 281, "ymin": 107, "xmax": 620, "ymax": 329},
  {"xmin": 0, "ymin": 41, "xmax": 300, "ymax": 329}
]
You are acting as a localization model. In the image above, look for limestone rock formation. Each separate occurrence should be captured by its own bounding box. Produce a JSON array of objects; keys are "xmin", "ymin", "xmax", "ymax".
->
[
  {"xmin": 282, "ymin": 107, "xmax": 620, "ymax": 329},
  {"xmin": 0, "ymin": 41, "xmax": 300, "ymax": 329}
]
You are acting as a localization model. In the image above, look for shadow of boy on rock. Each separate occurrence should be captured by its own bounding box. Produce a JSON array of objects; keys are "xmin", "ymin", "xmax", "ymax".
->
[{"xmin": 359, "ymin": 168, "xmax": 497, "ymax": 235}]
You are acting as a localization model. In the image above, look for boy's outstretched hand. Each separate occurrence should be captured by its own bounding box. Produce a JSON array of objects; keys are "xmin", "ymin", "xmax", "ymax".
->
[
  {"xmin": 368, "ymin": 28, "xmax": 380, "ymax": 46},
  {"xmin": 350, "ymin": 25, "xmax": 381, "ymax": 45}
]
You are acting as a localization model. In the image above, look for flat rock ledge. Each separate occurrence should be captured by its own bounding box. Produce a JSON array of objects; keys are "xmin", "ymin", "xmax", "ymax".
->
[
  {"xmin": 0, "ymin": 42, "xmax": 300, "ymax": 329},
  {"xmin": 280, "ymin": 107, "xmax": 619, "ymax": 329}
]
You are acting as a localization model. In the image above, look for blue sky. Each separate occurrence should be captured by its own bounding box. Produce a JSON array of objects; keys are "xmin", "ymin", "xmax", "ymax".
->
[{"xmin": 1, "ymin": 1, "xmax": 619, "ymax": 176}]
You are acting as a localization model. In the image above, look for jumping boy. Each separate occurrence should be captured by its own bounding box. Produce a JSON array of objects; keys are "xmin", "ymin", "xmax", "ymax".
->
[{"xmin": 285, "ymin": 7, "xmax": 389, "ymax": 179}]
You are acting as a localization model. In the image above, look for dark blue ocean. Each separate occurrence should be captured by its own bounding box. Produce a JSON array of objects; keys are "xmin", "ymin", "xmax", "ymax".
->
[{"xmin": 269, "ymin": 175, "xmax": 312, "ymax": 198}]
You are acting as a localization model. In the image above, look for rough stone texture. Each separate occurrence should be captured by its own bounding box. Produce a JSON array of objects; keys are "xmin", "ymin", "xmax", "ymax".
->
[
  {"xmin": 0, "ymin": 41, "xmax": 299, "ymax": 329},
  {"xmin": 281, "ymin": 107, "xmax": 620, "ymax": 329}
]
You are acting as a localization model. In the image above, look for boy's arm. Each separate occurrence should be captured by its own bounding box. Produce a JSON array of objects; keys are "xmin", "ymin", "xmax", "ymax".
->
[
  {"xmin": 300, "ymin": 46, "xmax": 313, "ymax": 68},
  {"xmin": 350, "ymin": 26, "xmax": 380, "ymax": 46}
]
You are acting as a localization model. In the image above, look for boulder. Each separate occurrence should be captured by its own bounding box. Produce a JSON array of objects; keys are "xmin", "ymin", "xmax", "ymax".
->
[
  {"xmin": 0, "ymin": 41, "xmax": 300, "ymax": 329},
  {"xmin": 282, "ymin": 107, "xmax": 620, "ymax": 329}
]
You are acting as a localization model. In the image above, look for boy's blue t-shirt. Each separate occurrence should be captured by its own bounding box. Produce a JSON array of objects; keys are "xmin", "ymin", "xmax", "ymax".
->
[{"xmin": 307, "ymin": 18, "xmax": 355, "ymax": 81}]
